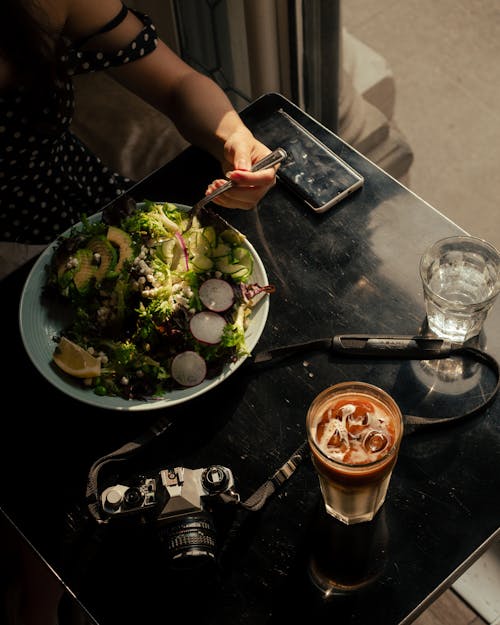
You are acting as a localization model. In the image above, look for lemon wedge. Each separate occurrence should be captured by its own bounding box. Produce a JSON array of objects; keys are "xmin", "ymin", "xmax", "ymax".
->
[{"xmin": 53, "ymin": 337, "xmax": 101, "ymax": 378}]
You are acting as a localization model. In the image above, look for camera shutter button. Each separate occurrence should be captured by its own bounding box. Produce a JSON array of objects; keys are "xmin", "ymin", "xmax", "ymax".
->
[
  {"xmin": 202, "ymin": 465, "xmax": 230, "ymax": 493},
  {"xmin": 105, "ymin": 488, "xmax": 123, "ymax": 510}
]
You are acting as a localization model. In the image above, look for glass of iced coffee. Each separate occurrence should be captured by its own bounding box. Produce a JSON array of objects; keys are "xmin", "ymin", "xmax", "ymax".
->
[{"xmin": 306, "ymin": 382, "xmax": 403, "ymax": 525}]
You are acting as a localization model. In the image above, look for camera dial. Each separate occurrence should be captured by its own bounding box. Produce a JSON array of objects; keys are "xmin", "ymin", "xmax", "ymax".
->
[
  {"xmin": 201, "ymin": 465, "xmax": 231, "ymax": 494},
  {"xmin": 104, "ymin": 488, "xmax": 123, "ymax": 511}
]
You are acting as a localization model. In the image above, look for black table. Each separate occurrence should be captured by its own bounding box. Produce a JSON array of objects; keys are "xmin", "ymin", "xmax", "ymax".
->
[{"xmin": 2, "ymin": 93, "xmax": 499, "ymax": 625}]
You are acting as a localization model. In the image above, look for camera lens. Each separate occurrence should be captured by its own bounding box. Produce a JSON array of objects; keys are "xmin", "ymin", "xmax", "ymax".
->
[
  {"xmin": 158, "ymin": 512, "xmax": 217, "ymax": 569},
  {"xmin": 123, "ymin": 487, "xmax": 143, "ymax": 508}
]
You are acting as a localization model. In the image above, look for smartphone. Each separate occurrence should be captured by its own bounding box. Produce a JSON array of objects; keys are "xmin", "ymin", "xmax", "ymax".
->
[{"xmin": 254, "ymin": 109, "xmax": 364, "ymax": 213}]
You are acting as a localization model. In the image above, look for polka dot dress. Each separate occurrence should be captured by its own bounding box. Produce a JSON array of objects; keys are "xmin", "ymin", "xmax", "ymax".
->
[{"xmin": 0, "ymin": 8, "xmax": 158, "ymax": 244}]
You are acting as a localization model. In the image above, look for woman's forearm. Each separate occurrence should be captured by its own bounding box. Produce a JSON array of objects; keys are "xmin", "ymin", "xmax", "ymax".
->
[{"xmin": 162, "ymin": 70, "xmax": 253, "ymax": 165}]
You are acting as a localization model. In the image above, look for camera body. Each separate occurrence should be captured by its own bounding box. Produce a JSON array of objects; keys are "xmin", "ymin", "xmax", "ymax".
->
[{"xmin": 100, "ymin": 465, "xmax": 240, "ymax": 565}]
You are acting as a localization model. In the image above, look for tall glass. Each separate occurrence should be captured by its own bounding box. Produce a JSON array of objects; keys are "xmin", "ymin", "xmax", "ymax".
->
[{"xmin": 306, "ymin": 382, "xmax": 404, "ymax": 525}]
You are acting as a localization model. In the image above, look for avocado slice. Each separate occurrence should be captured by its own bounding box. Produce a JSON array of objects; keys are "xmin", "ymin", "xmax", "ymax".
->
[
  {"xmin": 87, "ymin": 235, "xmax": 117, "ymax": 283},
  {"xmin": 107, "ymin": 226, "xmax": 134, "ymax": 272},
  {"xmin": 72, "ymin": 248, "xmax": 97, "ymax": 293}
]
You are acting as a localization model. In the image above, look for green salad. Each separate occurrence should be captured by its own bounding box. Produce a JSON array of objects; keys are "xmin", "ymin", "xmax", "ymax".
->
[{"xmin": 45, "ymin": 197, "xmax": 274, "ymax": 400}]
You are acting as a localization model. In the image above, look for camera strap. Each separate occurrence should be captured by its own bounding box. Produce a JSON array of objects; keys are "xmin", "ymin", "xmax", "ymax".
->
[
  {"xmin": 239, "ymin": 439, "xmax": 310, "ymax": 512},
  {"xmin": 251, "ymin": 334, "xmax": 500, "ymax": 428}
]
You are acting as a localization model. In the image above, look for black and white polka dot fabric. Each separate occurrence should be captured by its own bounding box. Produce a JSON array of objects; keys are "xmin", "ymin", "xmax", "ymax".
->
[{"xmin": 0, "ymin": 8, "xmax": 158, "ymax": 244}]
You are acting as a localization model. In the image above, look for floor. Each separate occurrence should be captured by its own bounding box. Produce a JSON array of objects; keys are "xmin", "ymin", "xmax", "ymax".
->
[
  {"xmin": 342, "ymin": 0, "xmax": 500, "ymax": 252},
  {"xmin": 342, "ymin": 2, "xmax": 500, "ymax": 624}
]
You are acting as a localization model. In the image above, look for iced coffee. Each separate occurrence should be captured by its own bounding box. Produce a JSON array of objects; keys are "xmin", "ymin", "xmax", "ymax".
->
[{"xmin": 306, "ymin": 382, "xmax": 403, "ymax": 525}]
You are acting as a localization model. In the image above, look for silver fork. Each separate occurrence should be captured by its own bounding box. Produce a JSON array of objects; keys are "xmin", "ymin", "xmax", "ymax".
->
[{"xmin": 192, "ymin": 147, "xmax": 288, "ymax": 213}]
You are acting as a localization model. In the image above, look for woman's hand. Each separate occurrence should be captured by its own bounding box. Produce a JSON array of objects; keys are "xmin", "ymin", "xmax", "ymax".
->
[{"xmin": 204, "ymin": 130, "xmax": 278, "ymax": 210}]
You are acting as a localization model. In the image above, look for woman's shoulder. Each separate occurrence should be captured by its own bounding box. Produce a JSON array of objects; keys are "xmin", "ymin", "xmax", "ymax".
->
[
  {"xmin": 36, "ymin": 0, "xmax": 68, "ymax": 33},
  {"xmin": 62, "ymin": 0, "xmax": 128, "ymax": 43}
]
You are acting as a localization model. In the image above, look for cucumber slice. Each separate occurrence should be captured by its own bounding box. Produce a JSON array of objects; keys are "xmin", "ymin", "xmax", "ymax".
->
[
  {"xmin": 160, "ymin": 238, "xmax": 175, "ymax": 261},
  {"xmin": 215, "ymin": 258, "xmax": 249, "ymax": 280},
  {"xmin": 220, "ymin": 229, "xmax": 243, "ymax": 245},
  {"xmin": 189, "ymin": 230, "xmax": 210, "ymax": 256},
  {"xmin": 211, "ymin": 242, "xmax": 231, "ymax": 258},
  {"xmin": 216, "ymin": 247, "xmax": 253, "ymax": 278},
  {"xmin": 202, "ymin": 226, "xmax": 217, "ymax": 247},
  {"xmin": 191, "ymin": 255, "xmax": 214, "ymax": 272},
  {"xmin": 232, "ymin": 246, "xmax": 253, "ymax": 273},
  {"xmin": 215, "ymin": 256, "xmax": 236, "ymax": 274},
  {"xmin": 160, "ymin": 238, "xmax": 183, "ymax": 270},
  {"xmin": 230, "ymin": 266, "xmax": 250, "ymax": 281}
]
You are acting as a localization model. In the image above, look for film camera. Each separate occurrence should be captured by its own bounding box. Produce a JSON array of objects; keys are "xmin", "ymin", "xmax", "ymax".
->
[{"xmin": 100, "ymin": 465, "xmax": 240, "ymax": 566}]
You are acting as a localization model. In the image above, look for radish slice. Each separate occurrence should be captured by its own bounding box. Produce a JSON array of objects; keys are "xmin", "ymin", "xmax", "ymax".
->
[
  {"xmin": 190, "ymin": 311, "xmax": 226, "ymax": 344},
  {"xmin": 199, "ymin": 278, "xmax": 234, "ymax": 312},
  {"xmin": 171, "ymin": 351, "xmax": 207, "ymax": 387}
]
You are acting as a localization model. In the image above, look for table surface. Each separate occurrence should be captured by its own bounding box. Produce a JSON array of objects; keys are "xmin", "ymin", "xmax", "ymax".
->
[{"xmin": 1, "ymin": 93, "xmax": 499, "ymax": 625}]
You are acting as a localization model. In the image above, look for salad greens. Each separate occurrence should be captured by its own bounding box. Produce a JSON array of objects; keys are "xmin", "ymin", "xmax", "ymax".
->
[{"xmin": 46, "ymin": 197, "xmax": 274, "ymax": 400}]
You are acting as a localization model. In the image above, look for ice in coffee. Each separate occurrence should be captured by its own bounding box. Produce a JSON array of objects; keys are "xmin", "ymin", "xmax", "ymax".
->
[{"xmin": 306, "ymin": 382, "xmax": 403, "ymax": 525}]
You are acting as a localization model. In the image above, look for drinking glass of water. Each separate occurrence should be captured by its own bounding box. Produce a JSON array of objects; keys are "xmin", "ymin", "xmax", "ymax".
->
[{"xmin": 419, "ymin": 236, "xmax": 500, "ymax": 342}]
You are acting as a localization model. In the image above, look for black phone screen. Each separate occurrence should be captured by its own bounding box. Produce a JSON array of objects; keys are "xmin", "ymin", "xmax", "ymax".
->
[{"xmin": 252, "ymin": 109, "xmax": 364, "ymax": 212}]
